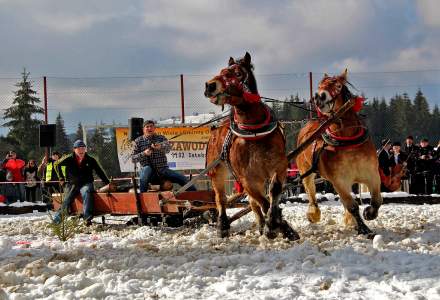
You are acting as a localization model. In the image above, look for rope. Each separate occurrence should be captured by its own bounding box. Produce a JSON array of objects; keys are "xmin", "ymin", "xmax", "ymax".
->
[{"xmin": 261, "ymin": 96, "xmax": 315, "ymax": 112}]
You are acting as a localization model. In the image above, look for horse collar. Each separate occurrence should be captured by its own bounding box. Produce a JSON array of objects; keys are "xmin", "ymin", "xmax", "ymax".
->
[
  {"xmin": 322, "ymin": 127, "xmax": 370, "ymax": 149},
  {"xmin": 230, "ymin": 104, "xmax": 279, "ymax": 140}
]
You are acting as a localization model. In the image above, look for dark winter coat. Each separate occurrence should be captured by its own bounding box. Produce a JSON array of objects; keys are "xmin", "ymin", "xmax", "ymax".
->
[{"xmin": 55, "ymin": 152, "xmax": 109, "ymax": 187}]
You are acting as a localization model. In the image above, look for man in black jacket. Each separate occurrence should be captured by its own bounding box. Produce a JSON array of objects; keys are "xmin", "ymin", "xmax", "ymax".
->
[
  {"xmin": 414, "ymin": 138, "xmax": 435, "ymax": 194},
  {"xmin": 377, "ymin": 139, "xmax": 394, "ymax": 192},
  {"xmin": 53, "ymin": 140, "xmax": 110, "ymax": 225}
]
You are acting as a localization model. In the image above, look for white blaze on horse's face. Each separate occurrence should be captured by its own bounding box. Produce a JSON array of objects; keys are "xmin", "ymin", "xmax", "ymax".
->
[
  {"xmin": 315, "ymin": 75, "xmax": 345, "ymax": 114},
  {"xmin": 204, "ymin": 64, "xmax": 247, "ymax": 106},
  {"xmin": 205, "ymin": 79, "xmax": 225, "ymax": 105},
  {"xmin": 315, "ymin": 89, "xmax": 334, "ymax": 114}
]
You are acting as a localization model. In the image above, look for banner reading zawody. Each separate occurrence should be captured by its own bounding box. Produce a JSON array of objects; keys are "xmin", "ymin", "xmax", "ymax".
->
[{"xmin": 115, "ymin": 126, "xmax": 210, "ymax": 172}]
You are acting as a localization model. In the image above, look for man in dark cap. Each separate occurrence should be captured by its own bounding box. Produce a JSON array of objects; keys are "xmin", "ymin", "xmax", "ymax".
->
[
  {"xmin": 131, "ymin": 120, "xmax": 195, "ymax": 192},
  {"xmin": 414, "ymin": 138, "xmax": 435, "ymax": 194},
  {"xmin": 377, "ymin": 139, "xmax": 394, "ymax": 192},
  {"xmin": 401, "ymin": 135, "xmax": 419, "ymax": 193},
  {"xmin": 390, "ymin": 142, "xmax": 407, "ymax": 165},
  {"xmin": 52, "ymin": 140, "xmax": 110, "ymax": 225}
]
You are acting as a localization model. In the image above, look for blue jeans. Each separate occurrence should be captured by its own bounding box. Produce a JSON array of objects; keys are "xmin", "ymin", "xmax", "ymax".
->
[
  {"xmin": 54, "ymin": 183, "xmax": 94, "ymax": 223},
  {"xmin": 139, "ymin": 166, "xmax": 196, "ymax": 192}
]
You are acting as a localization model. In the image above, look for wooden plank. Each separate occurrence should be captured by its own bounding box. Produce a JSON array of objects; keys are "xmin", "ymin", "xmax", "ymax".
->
[{"xmin": 52, "ymin": 191, "xmax": 185, "ymax": 215}]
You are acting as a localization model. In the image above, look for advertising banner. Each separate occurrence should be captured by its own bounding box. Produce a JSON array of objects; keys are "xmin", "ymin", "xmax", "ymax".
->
[{"xmin": 115, "ymin": 126, "xmax": 211, "ymax": 172}]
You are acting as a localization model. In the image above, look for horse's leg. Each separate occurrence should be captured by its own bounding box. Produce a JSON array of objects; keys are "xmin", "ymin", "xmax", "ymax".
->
[
  {"xmin": 362, "ymin": 174, "xmax": 383, "ymax": 221},
  {"xmin": 243, "ymin": 180, "xmax": 268, "ymax": 235},
  {"xmin": 332, "ymin": 181, "xmax": 374, "ymax": 238},
  {"xmin": 303, "ymin": 173, "xmax": 321, "ymax": 223},
  {"xmin": 211, "ymin": 165, "xmax": 230, "ymax": 238},
  {"xmin": 249, "ymin": 197, "xmax": 266, "ymax": 235},
  {"xmin": 265, "ymin": 173, "xmax": 300, "ymax": 241}
]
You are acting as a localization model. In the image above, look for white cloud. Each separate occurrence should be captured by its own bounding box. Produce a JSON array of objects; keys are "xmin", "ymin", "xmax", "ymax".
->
[
  {"xmin": 140, "ymin": 0, "xmax": 374, "ymax": 73},
  {"xmin": 331, "ymin": 57, "xmax": 371, "ymax": 73},
  {"xmin": 416, "ymin": 0, "xmax": 440, "ymax": 27},
  {"xmin": 385, "ymin": 43, "xmax": 440, "ymax": 71},
  {"xmin": 32, "ymin": 13, "xmax": 115, "ymax": 34},
  {"xmin": 0, "ymin": 0, "xmax": 134, "ymax": 34}
]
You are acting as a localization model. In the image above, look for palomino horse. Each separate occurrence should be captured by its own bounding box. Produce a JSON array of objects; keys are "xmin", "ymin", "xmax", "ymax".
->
[
  {"xmin": 204, "ymin": 52, "xmax": 299, "ymax": 240},
  {"xmin": 296, "ymin": 70, "xmax": 382, "ymax": 237}
]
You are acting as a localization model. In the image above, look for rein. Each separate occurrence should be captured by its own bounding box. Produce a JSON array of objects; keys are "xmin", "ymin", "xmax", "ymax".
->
[{"xmin": 261, "ymin": 96, "xmax": 315, "ymax": 112}]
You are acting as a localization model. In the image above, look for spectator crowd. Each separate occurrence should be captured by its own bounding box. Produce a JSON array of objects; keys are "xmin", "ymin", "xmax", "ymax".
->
[
  {"xmin": 0, "ymin": 150, "xmax": 62, "ymax": 204},
  {"xmin": 1, "ymin": 135, "xmax": 439, "ymax": 205},
  {"xmin": 377, "ymin": 136, "xmax": 440, "ymax": 194}
]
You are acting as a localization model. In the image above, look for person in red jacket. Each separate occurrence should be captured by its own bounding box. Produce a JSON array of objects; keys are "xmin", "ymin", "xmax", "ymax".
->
[{"xmin": 2, "ymin": 151, "xmax": 25, "ymax": 202}]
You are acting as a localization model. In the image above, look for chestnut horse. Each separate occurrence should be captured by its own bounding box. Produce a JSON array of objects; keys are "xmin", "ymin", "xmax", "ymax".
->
[
  {"xmin": 204, "ymin": 52, "xmax": 299, "ymax": 240},
  {"xmin": 296, "ymin": 70, "xmax": 382, "ymax": 237}
]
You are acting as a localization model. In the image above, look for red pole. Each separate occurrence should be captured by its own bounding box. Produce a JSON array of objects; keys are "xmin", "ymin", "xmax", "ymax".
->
[
  {"xmin": 43, "ymin": 76, "xmax": 48, "ymax": 124},
  {"xmin": 43, "ymin": 76, "xmax": 49, "ymax": 159},
  {"xmin": 180, "ymin": 74, "xmax": 185, "ymax": 124},
  {"xmin": 309, "ymin": 72, "xmax": 313, "ymax": 119}
]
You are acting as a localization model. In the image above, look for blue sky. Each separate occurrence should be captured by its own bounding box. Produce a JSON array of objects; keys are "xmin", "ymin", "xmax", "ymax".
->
[{"xmin": 1, "ymin": 0, "xmax": 440, "ymax": 134}]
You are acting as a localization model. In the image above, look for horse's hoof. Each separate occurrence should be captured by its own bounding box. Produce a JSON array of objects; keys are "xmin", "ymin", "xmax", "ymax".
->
[
  {"xmin": 307, "ymin": 206, "xmax": 321, "ymax": 223},
  {"xmin": 265, "ymin": 230, "xmax": 278, "ymax": 239},
  {"xmin": 281, "ymin": 221, "xmax": 300, "ymax": 241},
  {"xmin": 366, "ymin": 232, "xmax": 376, "ymax": 240},
  {"xmin": 258, "ymin": 224, "xmax": 265, "ymax": 236},
  {"xmin": 363, "ymin": 206, "xmax": 378, "ymax": 220},
  {"xmin": 357, "ymin": 225, "xmax": 373, "ymax": 236},
  {"xmin": 343, "ymin": 211, "xmax": 357, "ymax": 228},
  {"xmin": 263, "ymin": 224, "xmax": 278, "ymax": 239},
  {"xmin": 217, "ymin": 229, "xmax": 230, "ymax": 238}
]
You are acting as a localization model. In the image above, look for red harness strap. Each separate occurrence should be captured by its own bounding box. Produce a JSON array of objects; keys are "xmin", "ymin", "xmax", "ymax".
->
[
  {"xmin": 234, "ymin": 103, "xmax": 271, "ymax": 131},
  {"xmin": 243, "ymin": 91, "xmax": 261, "ymax": 103},
  {"xmin": 325, "ymin": 127, "xmax": 365, "ymax": 141}
]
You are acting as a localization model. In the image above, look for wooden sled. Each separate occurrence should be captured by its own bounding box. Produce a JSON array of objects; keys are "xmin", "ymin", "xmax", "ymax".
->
[{"xmin": 51, "ymin": 190, "xmax": 247, "ymax": 226}]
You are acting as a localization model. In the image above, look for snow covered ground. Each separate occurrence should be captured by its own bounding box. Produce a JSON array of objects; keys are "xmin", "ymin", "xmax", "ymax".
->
[{"xmin": 1, "ymin": 201, "xmax": 440, "ymax": 300}]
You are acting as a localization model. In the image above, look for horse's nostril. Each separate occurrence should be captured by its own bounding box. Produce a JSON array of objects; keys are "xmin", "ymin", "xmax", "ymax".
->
[
  {"xmin": 208, "ymin": 82, "xmax": 217, "ymax": 93},
  {"xmin": 319, "ymin": 93, "xmax": 326, "ymax": 101}
]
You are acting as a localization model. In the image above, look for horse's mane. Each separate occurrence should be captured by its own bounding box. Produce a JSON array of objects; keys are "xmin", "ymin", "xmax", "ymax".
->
[{"xmin": 236, "ymin": 57, "xmax": 258, "ymax": 94}]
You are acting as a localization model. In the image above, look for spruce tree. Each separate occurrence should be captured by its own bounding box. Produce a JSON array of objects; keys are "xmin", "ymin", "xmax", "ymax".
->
[
  {"xmin": 402, "ymin": 92, "xmax": 413, "ymax": 135},
  {"xmin": 376, "ymin": 97, "xmax": 390, "ymax": 144},
  {"xmin": 430, "ymin": 105, "xmax": 440, "ymax": 143},
  {"xmin": 55, "ymin": 112, "xmax": 71, "ymax": 154},
  {"xmin": 2, "ymin": 69, "xmax": 44, "ymax": 158},
  {"xmin": 75, "ymin": 122, "xmax": 83, "ymax": 141},
  {"xmin": 389, "ymin": 94, "xmax": 408, "ymax": 142},
  {"xmin": 412, "ymin": 89, "xmax": 430, "ymax": 140}
]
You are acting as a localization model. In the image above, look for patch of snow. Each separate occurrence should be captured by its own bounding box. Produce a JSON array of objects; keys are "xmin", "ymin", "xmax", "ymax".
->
[{"xmin": 0, "ymin": 203, "xmax": 439, "ymax": 299}]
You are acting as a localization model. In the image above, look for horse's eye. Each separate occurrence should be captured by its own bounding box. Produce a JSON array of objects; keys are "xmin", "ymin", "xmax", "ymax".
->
[
  {"xmin": 336, "ymin": 83, "xmax": 342, "ymax": 89},
  {"xmin": 235, "ymin": 72, "xmax": 242, "ymax": 78}
]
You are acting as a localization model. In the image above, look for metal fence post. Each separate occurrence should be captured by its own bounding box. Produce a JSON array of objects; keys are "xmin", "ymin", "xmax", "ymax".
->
[
  {"xmin": 180, "ymin": 74, "xmax": 185, "ymax": 124},
  {"xmin": 309, "ymin": 72, "xmax": 313, "ymax": 119}
]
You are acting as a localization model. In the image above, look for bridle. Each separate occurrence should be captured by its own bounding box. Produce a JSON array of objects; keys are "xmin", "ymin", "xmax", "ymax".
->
[
  {"xmin": 314, "ymin": 78, "xmax": 356, "ymax": 116},
  {"xmin": 210, "ymin": 63, "xmax": 251, "ymax": 105}
]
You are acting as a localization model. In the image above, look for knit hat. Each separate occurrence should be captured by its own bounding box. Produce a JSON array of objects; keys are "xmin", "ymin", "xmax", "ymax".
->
[{"xmin": 73, "ymin": 140, "xmax": 86, "ymax": 148}]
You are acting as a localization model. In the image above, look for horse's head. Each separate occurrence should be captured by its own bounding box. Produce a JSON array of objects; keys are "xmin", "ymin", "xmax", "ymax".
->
[
  {"xmin": 204, "ymin": 52, "xmax": 257, "ymax": 106},
  {"xmin": 315, "ymin": 69, "xmax": 352, "ymax": 115}
]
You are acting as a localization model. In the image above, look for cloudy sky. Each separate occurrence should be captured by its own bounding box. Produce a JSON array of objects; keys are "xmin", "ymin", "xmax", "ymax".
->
[{"xmin": 1, "ymin": 0, "xmax": 440, "ymax": 133}]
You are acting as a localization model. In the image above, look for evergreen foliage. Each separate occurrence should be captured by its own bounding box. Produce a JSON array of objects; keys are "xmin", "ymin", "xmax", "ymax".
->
[
  {"xmin": 75, "ymin": 122, "xmax": 83, "ymax": 141},
  {"xmin": 87, "ymin": 125, "xmax": 122, "ymax": 179},
  {"xmin": 47, "ymin": 209, "xmax": 82, "ymax": 241},
  {"xmin": 55, "ymin": 112, "xmax": 71, "ymax": 155},
  {"xmin": 47, "ymin": 193, "xmax": 82, "ymax": 241},
  {"xmin": 2, "ymin": 69, "xmax": 44, "ymax": 159}
]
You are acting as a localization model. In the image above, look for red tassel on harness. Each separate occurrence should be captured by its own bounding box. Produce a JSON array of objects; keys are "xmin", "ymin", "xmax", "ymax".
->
[
  {"xmin": 353, "ymin": 96, "xmax": 364, "ymax": 112},
  {"xmin": 243, "ymin": 92, "xmax": 261, "ymax": 103}
]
